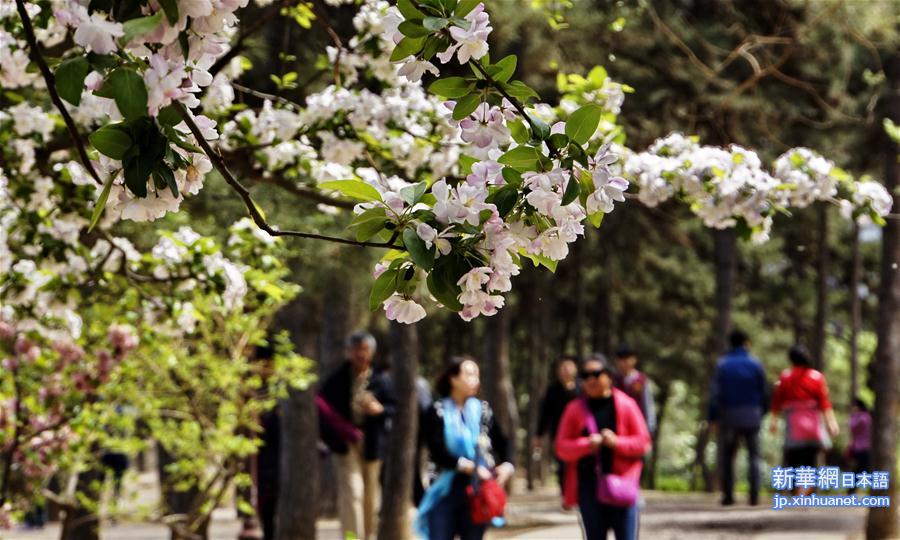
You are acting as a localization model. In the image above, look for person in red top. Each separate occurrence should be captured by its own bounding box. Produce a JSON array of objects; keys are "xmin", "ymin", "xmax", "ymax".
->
[
  {"xmin": 555, "ymin": 354, "xmax": 651, "ymax": 540},
  {"xmin": 769, "ymin": 345, "xmax": 839, "ymax": 494}
]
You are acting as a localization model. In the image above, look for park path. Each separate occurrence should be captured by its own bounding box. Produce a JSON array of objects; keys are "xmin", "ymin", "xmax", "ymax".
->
[{"xmin": 3, "ymin": 489, "xmax": 869, "ymax": 540}]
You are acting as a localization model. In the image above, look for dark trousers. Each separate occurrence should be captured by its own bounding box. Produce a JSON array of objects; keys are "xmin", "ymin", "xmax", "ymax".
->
[
  {"xmin": 577, "ymin": 472, "xmax": 638, "ymax": 540},
  {"xmin": 427, "ymin": 480, "xmax": 487, "ymax": 540},
  {"xmin": 719, "ymin": 426, "xmax": 760, "ymax": 503}
]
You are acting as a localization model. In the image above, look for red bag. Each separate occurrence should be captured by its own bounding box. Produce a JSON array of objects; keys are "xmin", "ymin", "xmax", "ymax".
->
[{"xmin": 466, "ymin": 479, "xmax": 507, "ymax": 525}]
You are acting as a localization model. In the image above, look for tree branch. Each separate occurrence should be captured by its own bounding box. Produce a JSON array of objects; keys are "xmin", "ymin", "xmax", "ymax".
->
[
  {"xmin": 15, "ymin": 0, "xmax": 103, "ymax": 186},
  {"xmin": 176, "ymin": 104, "xmax": 399, "ymax": 249}
]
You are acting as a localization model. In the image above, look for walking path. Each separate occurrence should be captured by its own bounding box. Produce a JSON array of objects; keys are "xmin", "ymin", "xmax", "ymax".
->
[{"xmin": 5, "ymin": 489, "xmax": 868, "ymax": 539}]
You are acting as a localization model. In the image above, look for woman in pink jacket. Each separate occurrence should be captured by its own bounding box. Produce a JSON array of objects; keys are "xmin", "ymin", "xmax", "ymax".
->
[{"xmin": 555, "ymin": 354, "xmax": 651, "ymax": 540}]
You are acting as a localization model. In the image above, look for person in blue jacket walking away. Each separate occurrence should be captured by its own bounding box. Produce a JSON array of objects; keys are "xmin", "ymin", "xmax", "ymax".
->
[{"xmin": 707, "ymin": 329, "xmax": 769, "ymax": 506}]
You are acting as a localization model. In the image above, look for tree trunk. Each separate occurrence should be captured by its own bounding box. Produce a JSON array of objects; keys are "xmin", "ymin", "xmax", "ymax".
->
[
  {"xmin": 59, "ymin": 467, "xmax": 102, "ymax": 540},
  {"xmin": 849, "ymin": 221, "xmax": 862, "ymax": 402},
  {"xmin": 377, "ymin": 322, "xmax": 419, "ymax": 540},
  {"xmin": 524, "ymin": 268, "xmax": 548, "ymax": 491},
  {"xmin": 157, "ymin": 445, "xmax": 210, "ymax": 540},
  {"xmin": 646, "ymin": 381, "xmax": 671, "ymax": 490},
  {"xmin": 572, "ymin": 239, "xmax": 586, "ymax": 359},
  {"xmin": 712, "ymin": 228, "xmax": 737, "ymax": 355},
  {"xmin": 276, "ymin": 390, "xmax": 319, "ymax": 540},
  {"xmin": 274, "ymin": 297, "xmax": 320, "ymax": 540},
  {"xmin": 482, "ymin": 308, "xmax": 520, "ymax": 479},
  {"xmin": 865, "ymin": 47, "xmax": 900, "ymax": 540},
  {"xmin": 696, "ymin": 228, "xmax": 737, "ymax": 492},
  {"xmin": 812, "ymin": 204, "xmax": 830, "ymax": 370}
]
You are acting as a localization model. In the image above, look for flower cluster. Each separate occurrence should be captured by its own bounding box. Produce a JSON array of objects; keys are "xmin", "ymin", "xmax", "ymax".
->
[{"xmin": 622, "ymin": 133, "xmax": 893, "ymax": 243}]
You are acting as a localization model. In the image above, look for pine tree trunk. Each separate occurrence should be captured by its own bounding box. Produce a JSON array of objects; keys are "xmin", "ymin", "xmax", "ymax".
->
[
  {"xmin": 273, "ymin": 297, "xmax": 320, "ymax": 540},
  {"xmin": 696, "ymin": 228, "xmax": 737, "ymax": 492},
  {"xmin": 482, "ymin": 308, "xmax": 520, "ymax": 481},
  {"xmin": 377, "ymin": 322, "xmax": 419, "ymax": 540},
  {"xmin": 849, "ymin": 221, "xmax": 861, "ymax": 402},
  {"xmin": 812, "ymin": 204, "xmax": 830, "ymax": 370},
  {"xmin": 865, "ymin": 47, "xmax": 900, "ymax": 540}
]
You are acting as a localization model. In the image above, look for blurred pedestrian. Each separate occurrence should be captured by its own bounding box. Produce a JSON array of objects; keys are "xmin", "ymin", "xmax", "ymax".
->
[
  {"xmin": 769, "ymin": 344, "xmax": 838, "ymax": 495},
  {"xmin": 533, "ymin": 355, "xmax": 579, "ymax": 495},
  {"xmin": 555, "ymin": 354, "xmax": 651, "ymax": 540},
  {"xmin": 613, "ymin": 345, "xmax": 656, "ymax": 435},
  {"xmin": 846, "ymin": 398, "xmax": 872, "ymax": 494},
  {"xmin": 319, "ymin": 331, "xmax": 397, "ymax": 540},
  {"xmin": 708, "ymin": 330, "xmax": 768, "ymax": 506},
  {"xmin": 416, "ymin": 356, "xmax": 514, "ymax": 540}
]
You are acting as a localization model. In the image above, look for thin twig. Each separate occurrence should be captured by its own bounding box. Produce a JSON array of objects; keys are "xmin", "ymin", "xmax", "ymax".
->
[
  {"xmin": 176, "ymin": 104, "xmax": 400, "ymax": 249},
  {"xmin": 15, "ymin": 0, "xmax": 103, "ymax": 186}
]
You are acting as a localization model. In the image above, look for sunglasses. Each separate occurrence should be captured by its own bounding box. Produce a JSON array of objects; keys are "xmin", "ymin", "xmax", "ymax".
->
[{"xmin": 581, "ymin": 369, "xmax": 607, "ymax": 379}]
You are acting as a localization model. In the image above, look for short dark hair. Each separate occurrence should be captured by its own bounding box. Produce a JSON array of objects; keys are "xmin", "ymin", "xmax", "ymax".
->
[
  {"xmin": 853, "ymin": 397, "xmax": 869, "ymax": 412},
  {"xmin": 435, "ymin": 355, "xmax": 476, "ymax": 397},
  {"xmin": 788, "ymin": 345, "xmax": 812, "ymax": 367},
  {"xmin": 615, "ymin": 344, "xmax": 636, "ymax": 359},
  {"xmin": 729, "ymin": 329, "xmax": 749, "ymax": 348}
]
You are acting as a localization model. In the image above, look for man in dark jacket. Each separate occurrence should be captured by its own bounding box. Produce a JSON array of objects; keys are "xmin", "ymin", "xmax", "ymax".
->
[
  {"xmin": 319, "ymin": 331, "xmax": 396, "ymax": 540},
  {"xmin": 532, "ymin": 355, "xmax": 579, "ymax": 495},
  {"xmin": 708, "ymin": 329, "xmax": 769, "ymax": 506}
]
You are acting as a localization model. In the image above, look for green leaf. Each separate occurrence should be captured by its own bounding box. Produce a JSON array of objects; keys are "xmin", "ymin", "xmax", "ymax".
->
[
  {"xmin": 490, "ymin": 55, "xmax": 517, "ymax": 84},
  {"xmin": 390, "ymin": 36, "xmax": 425, "ymax": 62},
  {"xmin": 428, "ymin": 76, "xmax": 472, "ymax": 98},
  {"xmin": 398, "ymin": 20, "xmax": 431, "ymax": 38},
  {"xmin": 529, "ymin": 114, "xmax": 551, "ymax": 141},
  {"xmin": 369, "ymin": 269, "xmax": 398, "ymax": 311},
  {"xmin": 156, "ymin": 104, "xmax": 182, "ymax": 126},
  {"xmin": 458, "ymin": 154, "xmax": 477, "ymax": 175},
  {"xmin": 452, "ymin": 93, "xmax": 481, "ymax": 120},
  {"xmin": 153, "ymin": 165, "xmax": 178, "ymax": 198},
  {"xmin": 561, "ymin": 176, "xmax": 580, "ymax": 206},
  {"xmin": 55, "ymin": 57, "xmax": 90, "ymax": 106},
  {"xmin": 501, "ymin": 80, "xmax": 539, "ymax": 103},
  {"xmin": 421, "ymin": 35, "xmax": 447, "ymax": 61},
  {"xmin": 455, "ymin": 0, "xmax": 480, "ymax": 16},
  {"xmin": 397, "ymin": 0, "xmax": 425, "ymax": 19},
  {"xmin": 89, "ymin": 175, "xmax": 114, "ymax": 232},
  {"xmin": 509, "ymin": 120, "xmax": 529, "ymax": 144},
  {"xmin": 120, "ymin": 12, "xmax": 163, "ymax": 46},
  {"xmin": 103, "ymin": 68, "xmax": 148, "ymax": 121},
  {"xmin": 501, "ymin": 167, "xmax": 523, "ymax": 186},
  {"xmin": 400, "ymin": 182, "xmax": 427, "ymax": 205},
  {"xmin": 498, "ymin": 146, "xmax": 541, "ymax": 172},
  {"xmin": 423, "ymin": 17, "xmax": 448, "ymax": 31},
  {"xmin": 89, "ymin": 124, "xmax": 133, "ymax": 159},
  {"xmin": 123, "ymin": 157, "xmax": 151, "ymax": 197},
  {"xmin": 403, "ymin": 228, "xmax": 436, "ymax": 270},
  {"xmin": 492, "ymin": 185, "xmax": 518, "ymax": 218},
  {"xmin": 548, "ymin": 133, "xmax": 569, "ymax": 152},
  {"xmin": 520, "ymin": 250, "xmax": 558, "ymax": 272},
  {"xmin": 350, "ymin": 208, "xmax": 388, "ymax": 242},
  {"xmin": 426, "ymin": 261, "xmax": 463, "ymax": 311},
  {"xmin": 440, "ymin": 0, "xmax": 458, "ymax": 11},
  {"xmin": 565, "ymin": 104, "xmax": 603, "ymax": 145},
  {"xmin": 587, "ymin": 211, "xmax": 605, "ymax": 228},
  {"xmin": 319, "ymin": 180, "xmax": 383, "ymax": 202},
  {"xmin": 163, "ymin": 125, "xmax": 202, "ymax": 153},
  {"xmin": 158, "ymin": 0, "xmax": 179, "ymax": 24}
]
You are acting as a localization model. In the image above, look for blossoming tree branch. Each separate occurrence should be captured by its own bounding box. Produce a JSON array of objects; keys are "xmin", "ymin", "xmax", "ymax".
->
[{"xmin": 2, "ymin": 0, "xmax": 892, "ymax": 329}]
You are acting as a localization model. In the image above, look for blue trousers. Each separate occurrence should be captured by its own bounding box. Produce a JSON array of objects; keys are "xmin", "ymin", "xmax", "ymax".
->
[
  {"xmin": 427, "ymin": 480, "xmax": 487, "ymax": 540},
  {"xmin": 578, "ymin": 473, "xmax": 638, "ymax": 540}
]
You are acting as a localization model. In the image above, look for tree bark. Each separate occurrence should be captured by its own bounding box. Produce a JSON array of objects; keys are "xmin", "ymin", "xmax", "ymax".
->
[
  {"xmin": 865, "ymin": 47, "xmax": 900, "ymax": 540},
  {"xmin": 482, "ymin": 308, "xmax": 520, "ymax": 480},
  {"xmin": 524, "ymin": 268, "xmax": 549, "ymax": 491},
  {"xmin": 157, "ymin": 445, "xmax": 210, "ymax": 540},
  {"xmin": 59, "ymin": 467, "xmax": 102, "ymax": 540},
  {"xmin": 696, "ymin": 228, "xmax": 737, "ymax": 492},
  {"xmin": 812, "ymin": 204, "xmax": 830, "ymax": 370},
  {"xmin": 377, "ymin": 322, "xmax": 419, "ymax": 540},
  {"xmin": 646, "ymin": 381, "xmax": 671, "ymax": 490},
  {"xmin": 273, "ymin": 297, "xmax": 320, "ymax": 540},
  {"xmin": 849, "ymin": 221, "xmax": 862, "ymax": 402}
]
